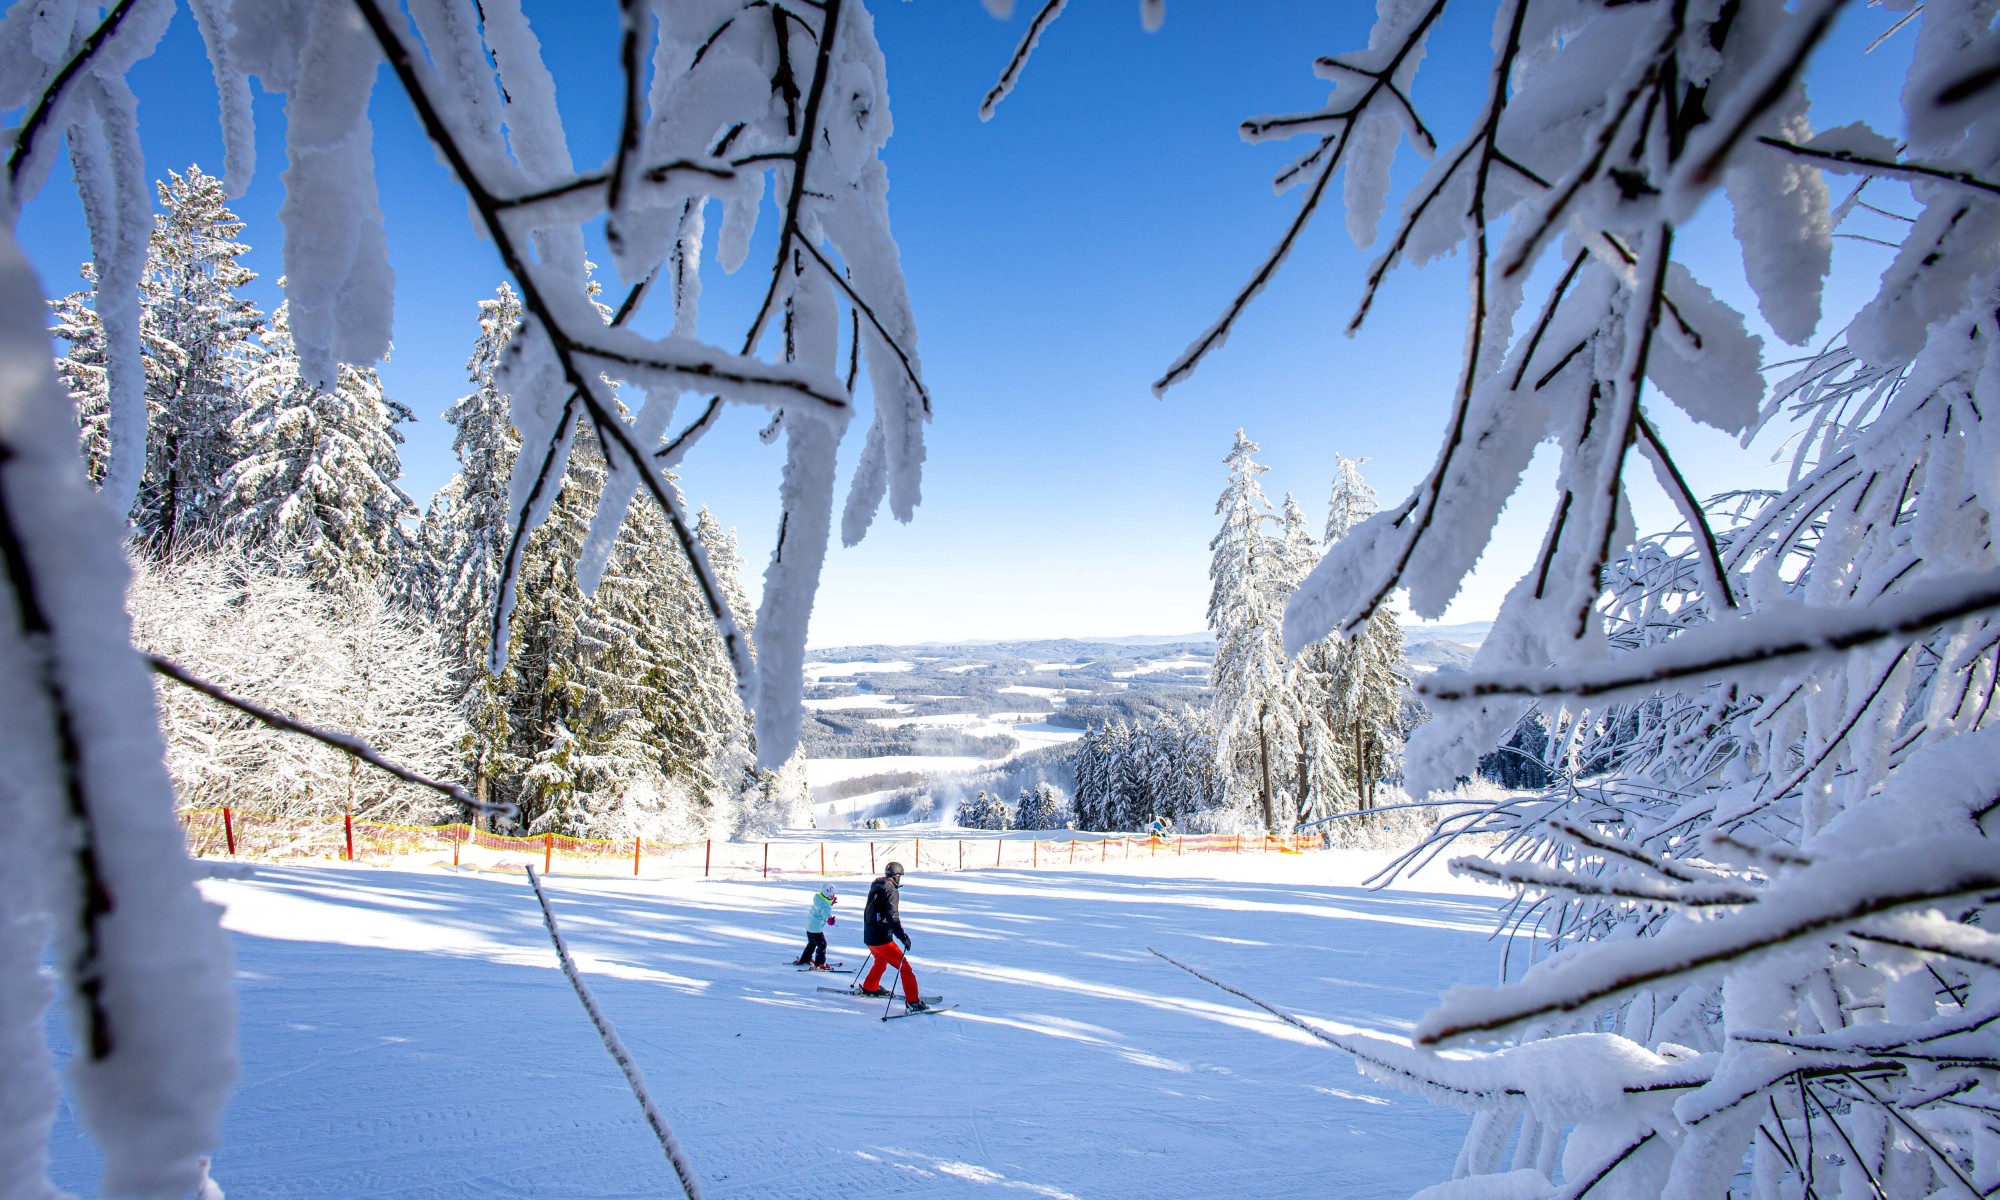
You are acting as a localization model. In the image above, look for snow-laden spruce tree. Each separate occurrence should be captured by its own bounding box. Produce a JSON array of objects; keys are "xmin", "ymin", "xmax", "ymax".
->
[
  {"xmin": 219, "ymin": 303, "xmax": 417, "ymax": 590},
  {"xmin": 1321, "ymin": 456, "xmax": 1407, "ymax": 814},
  {"xmin": 956, "ymin": 788, "xmax": 1013, "ymax": 831},
  {"xmin": 0, "ymin": 2, "xmax": 930, "ymax": 1192},
  {"xmin": 1058, "ymin": 1, "xmax": 2000, "ymax": 1196},
  {"xmin": 50, "ymin": 166, "xmax": 263, "ymax": 552},
  {"xmin": 1207, "ymin": 429, "xmax": 1295, "ymax": 831},
  {"xmin": 1071, "ymin": 709, "xmax": 1224, "ymax": 832},
  {"xmin": 1013, "ymin": 781, "xmax": 1073, "ymax": 831},
  {"xmin": 419, "ymin": 283, "xmax": 527, "ymax": 815}
]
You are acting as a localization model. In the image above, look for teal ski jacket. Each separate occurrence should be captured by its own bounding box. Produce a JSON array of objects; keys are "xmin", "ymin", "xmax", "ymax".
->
[{"xmin": 807, "ymin": 890, "xmax": 836, "ymax": 933}]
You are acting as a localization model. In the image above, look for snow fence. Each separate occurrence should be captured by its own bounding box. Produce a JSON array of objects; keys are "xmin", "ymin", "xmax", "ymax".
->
[{"xmin": 175, "ymin": 808, "xmax": 1319, "ymax": 879}]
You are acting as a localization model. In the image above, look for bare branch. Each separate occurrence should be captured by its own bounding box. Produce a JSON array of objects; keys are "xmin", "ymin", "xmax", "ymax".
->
[
  {"xmin": 1757, "ymin": 136, "xmax": 2000, "ymax": 199},
  {"xmin": 979, "ymin": 0, "xmax": 1068, "ymax": 122},
  {"xmin": 525, "ymin": 866, "xmax": 702, "ymax": 1200}
]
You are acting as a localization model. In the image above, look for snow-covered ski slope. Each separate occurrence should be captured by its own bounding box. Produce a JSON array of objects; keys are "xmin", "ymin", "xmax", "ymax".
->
[{"xmin": 50, "ymin": 850, "xmax": 1500, "ymax": 1199}]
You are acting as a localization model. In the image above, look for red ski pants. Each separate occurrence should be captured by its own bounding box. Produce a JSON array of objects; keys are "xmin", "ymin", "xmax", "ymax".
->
[{"xmin": 861, "ymin": 941, "xmax": 919, "ymax": 998}]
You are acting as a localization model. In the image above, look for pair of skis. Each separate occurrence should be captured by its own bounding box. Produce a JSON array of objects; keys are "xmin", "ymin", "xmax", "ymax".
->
[{"xmin": 812, "ymin": 964, "xmax": 956, "ymax": 1019}]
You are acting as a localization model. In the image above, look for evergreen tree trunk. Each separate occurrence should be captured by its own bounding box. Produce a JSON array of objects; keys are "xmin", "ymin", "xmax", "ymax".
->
[
  {"xmin": 1256, "ymin": 703, "xmax": 1274, "ymax": 831},
  {"xmin": 1295, "ymin": 720, "xmax": 1310, "ymax": 823},
  {"xmin": 1353, "ymin": 716, "xmax": 1366, "ymax": 812}
]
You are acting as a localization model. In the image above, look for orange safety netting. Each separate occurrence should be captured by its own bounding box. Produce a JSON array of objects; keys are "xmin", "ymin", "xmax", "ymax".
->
[{"xmin": 176, "ymin": 808, "xmax": 1320, "ymax": 880}]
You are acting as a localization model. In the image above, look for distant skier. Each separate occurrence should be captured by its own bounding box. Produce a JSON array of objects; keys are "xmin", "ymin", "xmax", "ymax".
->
[
  {"xmin": 793, "ymin": 883, "xmax": 839, "ymax": 969},
  {"xmin": 859, "ymin": 862, "xmax": 927, "ymax": 1012}
]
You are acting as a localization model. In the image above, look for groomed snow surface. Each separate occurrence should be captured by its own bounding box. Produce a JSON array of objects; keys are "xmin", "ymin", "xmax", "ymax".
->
[{"xmin": 49, "ymin": 849, "xmax": 1500, "ymax": 1199}]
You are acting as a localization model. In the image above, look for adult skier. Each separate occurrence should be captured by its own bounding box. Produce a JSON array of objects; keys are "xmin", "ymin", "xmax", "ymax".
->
[
  {"xmin": 859, "ymin": 862, "xmax": 927, "ymax": 1012},
  {"xmin": 793, "ymin": 883, "xmax": 838, "ymax": 969}
]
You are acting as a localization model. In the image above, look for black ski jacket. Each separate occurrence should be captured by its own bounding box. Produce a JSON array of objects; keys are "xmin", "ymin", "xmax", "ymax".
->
[{"xmin": 863, "ymin": 875, "xmax": 906, "ymax": 946}]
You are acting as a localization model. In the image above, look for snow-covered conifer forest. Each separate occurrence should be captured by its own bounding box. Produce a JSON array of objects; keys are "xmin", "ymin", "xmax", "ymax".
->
[{"xmin": 5, "ymin": 0, "xmax": 2000, "ymax": 1197}]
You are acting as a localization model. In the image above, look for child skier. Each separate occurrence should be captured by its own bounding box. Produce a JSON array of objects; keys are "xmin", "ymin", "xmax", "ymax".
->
[{"xmin": 793, "ymin": 883, "xmax": 839, "ymax": 969}]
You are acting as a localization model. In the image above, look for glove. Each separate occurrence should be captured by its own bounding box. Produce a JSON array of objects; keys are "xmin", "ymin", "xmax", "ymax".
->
[
  {"xmin": 826, "ymin": 916, "xmax": 835, "ymax": 925},
  {"xmin": 899, "ymin": 935, "xmax": 912, "ymax": 951}
]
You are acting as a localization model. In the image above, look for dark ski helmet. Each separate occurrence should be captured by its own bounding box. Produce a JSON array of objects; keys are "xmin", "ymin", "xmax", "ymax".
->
[{"xmin": 884, "ymin": 861, "xmax": 905, "ymax": 879}]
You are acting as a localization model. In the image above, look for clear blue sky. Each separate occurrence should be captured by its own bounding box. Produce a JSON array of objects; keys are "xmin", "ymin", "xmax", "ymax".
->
[{"xmin": 17, "ymin": 3, "xmax": 1916, "ymax": 647}]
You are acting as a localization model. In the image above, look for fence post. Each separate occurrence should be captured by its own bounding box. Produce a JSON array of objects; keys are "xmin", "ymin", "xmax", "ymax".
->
[
  {"xmin": 1100, "ymin": 838, "xmax": 1106, "ymax": 863},
  {"xmin": 997, "ymin": 838, "xmax": 1004, "ymax": 869},
  {"xmin": 344, "ymin": 812, "xmax": 354, "ymax": 862},
  {"xmin": 1069, "ymin": 839, "xmax": 1075, "ymax": 865},
  {"xmin": 1178, "ymin": 835, "xmax": 1183, "ymax": 857},
  {"xmin": 705, "ymin": 839, "xmax": 712, "ymax": 878},
  {"xmin": 820, "ymin": 841, "xmax": 826, "ymax": 876},
  {"xmin": 453, "ymin": 824, "xmax": 461, "ymax": 867},
  {"xmin": 1033, "ymin": 840, "xmax": 1038, "ymax": 869},
  {"xmin": 763, "ymin": 842, "xmax": 770, "ymax": 880},
  {"xmin": 544, "ymin": 833, "xmax": 553, "ymax": 874},
  {"xmin": 634, "ymin": 837, "xmax": 642, "ymax": 876},
  {"xmin": 915, "ymin": 837, "xmax": 922, "ymax": 871},
  {"xmin": 870, "ymin": 841, "xmax": 876, "ymax": 874},
  {"xmin": 223, "ymin": 807, "xmax": 236, "ymax": 856}
]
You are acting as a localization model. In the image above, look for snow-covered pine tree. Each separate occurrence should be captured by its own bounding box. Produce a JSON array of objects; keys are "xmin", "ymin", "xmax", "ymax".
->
[
  {"xmin": 1207, "ymin": 430, "xmax": 1294, "ymax": 831},
  {"xmin": 218, "ymin": 303, "xmax": 416, "ymax": 590},
  {"xmin": 1274, "ymin": 491, "xmax": 1339, "ymax": 825},
  {"xmin": 956, "ymin": 789, "xmax": 1011, "ymax": 830},
  {"xmin": 49, "ymin": 267, "xmax": 110, "ymax": 482},
  {"xmin": 49, "ymin": 167, "xmax": 262, "ymax": 552},
  {"xmin": 420, "ymin": 284, "xmax": 527, "ymax": 816},
  {"xmin": 131, "ymin": 167, "xmax": 262, "ymax": 554},
  {"xmin": 1321, "ymin": 456, "xmax": 1405, "ymax": 813},
  {"xmin": 1071, "ymin": 724, "xmax": 1112, "ymax": 830},
  {"xmin": 1013, "ymin": 782, "xmax": 1073, "ymax": 830}
]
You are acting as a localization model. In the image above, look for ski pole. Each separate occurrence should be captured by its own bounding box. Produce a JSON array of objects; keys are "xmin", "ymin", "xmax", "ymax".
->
[{"xmin": 882, "ymin": 951, "xmax": 915, "ymax": 1021}]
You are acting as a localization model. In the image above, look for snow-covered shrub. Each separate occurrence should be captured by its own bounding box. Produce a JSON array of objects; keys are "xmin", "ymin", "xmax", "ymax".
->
[
  {"xmin": 130, "ymin": 548, "xmax": 463, "ymax": 831},
  {"xmin": 733, "ymin": 754, "xmax": 811, "ymax": 840}
]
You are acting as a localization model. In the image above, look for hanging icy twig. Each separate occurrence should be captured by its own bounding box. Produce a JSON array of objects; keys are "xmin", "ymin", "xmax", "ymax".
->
[
  {"xmin": 148, "ymin": 652, "xmax": 510, "ymax": 821},
  {"xmin": 525, "ymin": 865, "xmax": 702, "ymax": 1200},
  {"xmin": 2, "ymin": 0, "xmax": 150, "ymax": 211}
]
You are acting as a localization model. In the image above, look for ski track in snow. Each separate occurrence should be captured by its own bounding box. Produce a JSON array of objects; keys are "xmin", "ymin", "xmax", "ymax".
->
[{"xmin": 46, "ymin": 852, "xmax": 1498, "ymax": 1199}]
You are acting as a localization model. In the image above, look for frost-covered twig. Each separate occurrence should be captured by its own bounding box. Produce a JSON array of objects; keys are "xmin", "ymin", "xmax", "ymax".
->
[
  {"xmin": 1756, "ymin": 136, "xmax": 2000, "ymax": 199},
  {"xmin": 147, "ymin": 652, "xmax": 508, "ymax": 820},
  {"xmin": 525, "ymin": 865, "xmax": 702, "ymax": 1200},
  {"xmin": 1418, "ymin": 836, "xmax": 2000, "ymax": 1045},
  {"xmin": 1450, "ymin": 855, "xmax": 1760, "ymax": 909},
  {"xmin": 979, "ymin": 0, "xmax": 1068, "ymax": 122},
  {"xmin": 1421, "ymin": 570, "xmax": 2000, "ymax": 703}
]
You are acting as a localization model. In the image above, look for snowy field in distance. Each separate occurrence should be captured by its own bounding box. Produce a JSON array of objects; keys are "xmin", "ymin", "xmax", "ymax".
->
[{"xmin": 47, "ymin": 849, "xmax": 1501, "ymax": 1199}]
